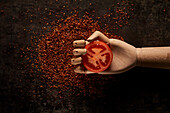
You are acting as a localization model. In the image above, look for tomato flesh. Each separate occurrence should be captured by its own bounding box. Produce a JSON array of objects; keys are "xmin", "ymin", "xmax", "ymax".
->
[{"xmin": 82, "ymin": 41, "xmax": 113, "ymax": 73}]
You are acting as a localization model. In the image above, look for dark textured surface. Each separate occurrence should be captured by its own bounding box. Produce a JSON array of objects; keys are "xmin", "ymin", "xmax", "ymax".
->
[{"xmin": 0, "ymin": 0, "xmax": 170, "ymax": 113}]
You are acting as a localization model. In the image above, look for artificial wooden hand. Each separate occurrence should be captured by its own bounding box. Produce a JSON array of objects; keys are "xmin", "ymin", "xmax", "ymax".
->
[{"xmin": 71, "ymin": 31, "xmax": 170, "ymax": 74}]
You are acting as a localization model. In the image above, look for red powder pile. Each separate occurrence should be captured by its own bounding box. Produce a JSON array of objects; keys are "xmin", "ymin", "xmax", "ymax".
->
[
  {"xmin": 22, "ymin": 0, "xmax": 134, "ymax": 99},
  {"xmin": 37, "ymin": 12, "xmax": 123, "ymax": 97}
]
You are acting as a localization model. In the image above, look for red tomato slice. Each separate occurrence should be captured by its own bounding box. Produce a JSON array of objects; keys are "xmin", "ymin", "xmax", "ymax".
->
[{"xmin": 82, "ymin": 41, "xmax": 113, "ymax": 73}]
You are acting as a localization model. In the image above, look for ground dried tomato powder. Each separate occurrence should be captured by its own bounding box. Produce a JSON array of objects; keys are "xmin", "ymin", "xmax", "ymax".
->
[
  {"xmin": 37, "ymin": 11, "xmax": 123, "ymax": 97},
  {"xmin": 21, "ymin": 0, "xmax": 134, "ymax": 99}
]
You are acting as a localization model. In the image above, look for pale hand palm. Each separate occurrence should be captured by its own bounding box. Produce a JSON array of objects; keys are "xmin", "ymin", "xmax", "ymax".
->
[{"xmin": 72, "ymin": 31, "xmax": 137, "ymax": 74}]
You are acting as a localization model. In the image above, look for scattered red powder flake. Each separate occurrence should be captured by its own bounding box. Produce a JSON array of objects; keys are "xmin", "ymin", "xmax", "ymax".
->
[{"xmin": 103, "ymin": 0, "xmax": 134, "ymax": 29}]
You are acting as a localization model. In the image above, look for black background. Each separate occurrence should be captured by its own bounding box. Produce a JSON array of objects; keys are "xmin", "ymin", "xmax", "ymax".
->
[{"xmin": 0, "ymin": 0, "xmax": 170, "ymax": 113}]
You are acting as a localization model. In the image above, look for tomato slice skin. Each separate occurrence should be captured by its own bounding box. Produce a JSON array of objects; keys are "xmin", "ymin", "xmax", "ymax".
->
[{"xmin": 82, "ymin": 41, "xmax": 113, "ymax": 73}]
